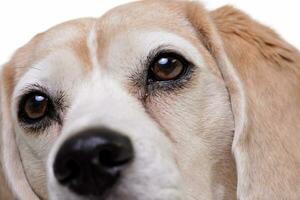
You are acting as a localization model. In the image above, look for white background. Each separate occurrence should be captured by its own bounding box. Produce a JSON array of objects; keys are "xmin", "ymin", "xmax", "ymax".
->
[{"xmin": 0, "ymin": 0, "xmax": 299, "ymax": 64}]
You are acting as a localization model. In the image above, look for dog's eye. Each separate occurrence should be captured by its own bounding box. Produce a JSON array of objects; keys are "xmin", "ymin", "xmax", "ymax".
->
[
  {"xmin": 149, "ymin": 53, "xmax": 188, "ymax": 81},
  {"xmin": 24, "ymin": 94, "xmax": 48, "ymax": 120},
  {"xmin": 19, "ymin": 92, "xmax": 51, "ymax": 123}
]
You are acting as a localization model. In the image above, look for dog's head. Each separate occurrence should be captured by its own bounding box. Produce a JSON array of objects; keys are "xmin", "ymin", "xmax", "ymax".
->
[{"xmin": 1, "ymin": 0, "xmax": 300, "ymax": 200}]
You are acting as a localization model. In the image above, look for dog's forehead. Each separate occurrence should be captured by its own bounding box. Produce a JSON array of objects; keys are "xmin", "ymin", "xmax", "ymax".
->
[
  {"xmin": 11, "ymin": 18, "xmax": 96, "ymax": 80},
  {"xmin": 97, "ymin": 0, "xmax": 194, "ymax": 37},
  {"xmin": 11, "ymin": 0, "xmax": 206, "ymax": 82},
  {"xmin": 94, "ymin": 0, "xmax": 199, "ymax": 63}
]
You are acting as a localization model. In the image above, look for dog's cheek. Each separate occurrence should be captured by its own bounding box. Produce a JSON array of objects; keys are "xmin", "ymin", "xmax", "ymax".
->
[
  {"xmin": 15, "ymin": 124, "xmax": 61, "ymax": 199},
  {"xmin": 145, "ymin": 72, "xmax": 236, "ymax": 199}
]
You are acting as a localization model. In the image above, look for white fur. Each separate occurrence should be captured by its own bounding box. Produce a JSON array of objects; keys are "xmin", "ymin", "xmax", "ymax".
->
[
  {"xmin": 87, "ymin": 25, "xmax": 101, "ymax": 71},
  {"xmin": 45, "ymin": 30, "xmax": 191, "ymax": 199},
  {"xmin": 47, "ymin": 76, "xmax": 183, "ymax": 200}
]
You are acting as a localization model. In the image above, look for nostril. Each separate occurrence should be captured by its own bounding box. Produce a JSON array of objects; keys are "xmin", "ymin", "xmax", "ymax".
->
[
  {"xmin": 98, "ymin": 143, "xmax": 133, "ymax": 168},
  {"xmin": 55, "ymin": 159, "xmax": 81, "ymax": 184},
  {"xmin": 98, "ymin": 146, "xmax": 120, "ymax": 168}
]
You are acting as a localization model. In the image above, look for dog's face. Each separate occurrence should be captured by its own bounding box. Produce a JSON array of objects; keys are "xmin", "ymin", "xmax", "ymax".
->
[{"xmin": 0, "ymin": 1, "xmax": 241, "ymax": 200}]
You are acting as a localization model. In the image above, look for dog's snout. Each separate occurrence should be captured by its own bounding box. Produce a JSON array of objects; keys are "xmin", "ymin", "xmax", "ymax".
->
[{"xmin": 53, "ymin": 128, "xmax": 134, "ymax": 197}]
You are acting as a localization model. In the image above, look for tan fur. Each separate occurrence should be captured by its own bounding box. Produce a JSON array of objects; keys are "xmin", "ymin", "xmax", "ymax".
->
[
  {"xmin": 0, "ymin": 1, "xmax": 300, "ymax": 199},
  {"xmin": 212, "ymin": 6, "xmax": 300, "ymax": 199},
  {"xmin": 6, "ymin": 18, "xmax": 96, "ymax": 82},
  {"xmin": 0, "ymin": 73, "xmax": 13, "ymax": 197},
  {"xmin": 0, "ymin": 164, "xmax": 13, "ymax": 199}
]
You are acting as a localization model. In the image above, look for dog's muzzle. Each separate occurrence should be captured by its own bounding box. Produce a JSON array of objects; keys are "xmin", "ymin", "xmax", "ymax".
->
[{"xmin": 53, "ymin": 128, "xmax": 134, "ymax": 197}]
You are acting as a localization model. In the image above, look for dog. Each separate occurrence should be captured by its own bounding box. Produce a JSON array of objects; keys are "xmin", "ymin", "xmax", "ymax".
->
[{"xmin": 1, "ymin": 0, "xmax": 300, "ymax": 199}]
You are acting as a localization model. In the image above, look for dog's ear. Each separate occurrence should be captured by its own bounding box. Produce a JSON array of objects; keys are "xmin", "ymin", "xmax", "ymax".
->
[
  {"xmin": 0, "ymin": 61, "xmax": 39, "ymax": 199},
  {"xmin": 185, "ymin": 2, "xmax": 300, "ymax": 199}
]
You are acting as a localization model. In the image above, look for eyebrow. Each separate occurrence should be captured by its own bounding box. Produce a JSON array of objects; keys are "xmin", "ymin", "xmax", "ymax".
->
[{"xmin": 20, "ymin": 83, "xmax": 50, "ymax": 96}]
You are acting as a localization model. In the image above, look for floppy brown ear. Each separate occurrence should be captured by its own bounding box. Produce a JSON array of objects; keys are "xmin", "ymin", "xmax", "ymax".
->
[
  {"xmin": 0, "ymin": 62, "xmax": 39, "ymax": 199},
  {"xmin": 185, "ymin": 2, "xmax": 300, "ymax": 199}
]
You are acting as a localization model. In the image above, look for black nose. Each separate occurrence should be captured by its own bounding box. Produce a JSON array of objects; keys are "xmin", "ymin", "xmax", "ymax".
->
[{"xmin": 53, "ymin": 128, "xmax": 134, "ymax": 197}]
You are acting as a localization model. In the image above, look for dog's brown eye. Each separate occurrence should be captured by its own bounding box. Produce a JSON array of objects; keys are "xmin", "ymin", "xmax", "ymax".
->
[
  {"xmin": 24, "ymin": 94, "xmax": 49, "ymax": 120},
  {"xmin": 150, "ymin": 54, "xmax": 186, "ymax": 81},
  {"xmin": 18, "ymin": 89, "xmax": 61, "ymax": 131}
]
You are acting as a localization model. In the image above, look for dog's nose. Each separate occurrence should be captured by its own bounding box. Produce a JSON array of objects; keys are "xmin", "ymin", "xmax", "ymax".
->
[{"xmin": 53, "ymin": 128, "xmax": 134, "ymax": 197}]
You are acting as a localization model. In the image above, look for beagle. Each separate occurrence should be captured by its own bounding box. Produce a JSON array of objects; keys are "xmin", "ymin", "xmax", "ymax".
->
[{"xmin": 1, "ymin": 0, "xmax": 300, "ymax": 199}]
